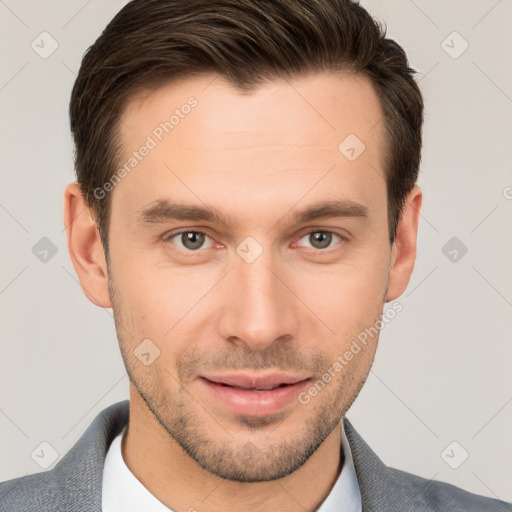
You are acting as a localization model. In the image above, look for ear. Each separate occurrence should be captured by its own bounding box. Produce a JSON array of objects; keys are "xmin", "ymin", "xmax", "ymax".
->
[
  {"xmin": 385, "ymin": 185, "xmax": 422, "ymax": 302},
  {"xmin": 63, "ymin": 182, "xmax": 112, "ymax": 308}
]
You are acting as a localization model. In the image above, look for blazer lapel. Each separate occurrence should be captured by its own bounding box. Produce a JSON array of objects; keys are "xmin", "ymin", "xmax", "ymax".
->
[
  {"xmin": 343, "ymin": 417, "xmax": 430, "ymax": 512},
  {"xmin": 54, "ymin": 399, "xmax": 129, "ymax": 511}
]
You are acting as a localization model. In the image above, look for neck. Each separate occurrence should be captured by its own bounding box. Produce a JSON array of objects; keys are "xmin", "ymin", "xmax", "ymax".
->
[{"xmin": 121, "ymin": 389, "xmax": 344, "ymax": 512}]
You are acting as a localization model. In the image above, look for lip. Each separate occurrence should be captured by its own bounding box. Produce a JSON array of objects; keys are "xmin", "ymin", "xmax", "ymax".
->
[{"xmin": 199, "ymin": 372, "xmax": 311, "ymax": 417}]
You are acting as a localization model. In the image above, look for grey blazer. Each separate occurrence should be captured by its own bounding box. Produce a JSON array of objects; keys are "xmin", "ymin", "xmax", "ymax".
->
[{"xmin": 1, "ymin": 400, "xmax": 510, "ymax": 511}]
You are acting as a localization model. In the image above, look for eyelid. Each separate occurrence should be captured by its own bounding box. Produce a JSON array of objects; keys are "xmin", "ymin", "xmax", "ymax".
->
[
  {"xmin": 163, "ymin": 227, "xmax": 349, "ymax": 253},
  {"xmin": 292, "ymin": 229, "xmax": 348, "ymax": 251},
  {"xmin": 163, "ymin": 228, "xmax": 219, "ymax": 250},
  {"xmin": 295, "ymin": 226, "xmax": 350, "ymax": 241}
]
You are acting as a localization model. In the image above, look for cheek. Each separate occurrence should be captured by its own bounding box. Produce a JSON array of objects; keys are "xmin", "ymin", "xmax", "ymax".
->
[
  {"xmin": 113, "ymin": 259, "xmax": 219, "ymax": 343},
  {"xmin": 294, "ymin": 257, "xmax": 389, "ymax": 337},
  {"xmin": 111, "ymin": 267, "xmax": 206, "ymax": 388}
]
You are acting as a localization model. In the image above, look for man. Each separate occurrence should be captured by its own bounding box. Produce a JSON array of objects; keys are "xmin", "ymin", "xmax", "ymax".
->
[{"xmin": 1, "ymin": 0, "xmax": 509, "ymax": 511}]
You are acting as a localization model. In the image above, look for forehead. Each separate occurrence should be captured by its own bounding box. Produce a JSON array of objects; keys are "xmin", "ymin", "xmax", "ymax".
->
[
  {"xmin": 120, "ymin": 71, "xmax": 384, "ymax": 150},
  {"xmin": 112, "ymin": 72, "xmax": 387, "ymax": 224}
]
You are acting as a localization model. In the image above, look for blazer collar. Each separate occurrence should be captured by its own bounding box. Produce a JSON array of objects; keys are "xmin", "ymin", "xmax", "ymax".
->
[
  {"xmin": 343, "ymin": 417, "xmax": 429, "ymax": 511},
  {"xmin": 54, "ymin": 399, "xmax": 129, "ymax": 511}
]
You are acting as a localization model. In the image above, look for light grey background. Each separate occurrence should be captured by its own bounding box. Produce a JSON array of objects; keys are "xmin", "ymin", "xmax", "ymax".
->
[{"xmin": 1, "ymin": 0, "xmax": 511, "ymax": 502}]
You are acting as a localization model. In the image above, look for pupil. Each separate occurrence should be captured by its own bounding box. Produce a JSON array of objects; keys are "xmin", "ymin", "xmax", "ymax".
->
[
  {"xmin": 311, "ymin": 231, "xmax": 331, "ymax": 249},
  {"xmin": 183, "ymin": 232, "xmax": 204, "ymax": 250}
]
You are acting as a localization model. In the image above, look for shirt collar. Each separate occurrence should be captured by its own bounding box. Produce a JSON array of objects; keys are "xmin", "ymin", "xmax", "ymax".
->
[{"xmin": 316, "ymin": 420, "xmax": 362, "ymax": 512}]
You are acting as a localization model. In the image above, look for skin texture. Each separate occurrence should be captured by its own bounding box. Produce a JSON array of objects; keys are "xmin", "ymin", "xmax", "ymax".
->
[{"xmin": 64, "ymin": 72, "xmax": 422, "ymax": 512}]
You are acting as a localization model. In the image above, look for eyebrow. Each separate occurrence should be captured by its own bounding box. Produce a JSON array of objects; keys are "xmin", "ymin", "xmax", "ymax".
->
[{"xmin": 135, "ymin": 198, "xmax": 368, "ymax": 227}]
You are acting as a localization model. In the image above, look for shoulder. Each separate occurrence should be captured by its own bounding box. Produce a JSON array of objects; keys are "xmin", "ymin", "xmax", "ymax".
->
[
  {"xmin": 343, "ymin": 417, "xmax": 511, "ymax": 512},
  {"xmin": 386, "ymin": 466, "xmax": 511, "ymax": 512},
  {"xmin": 0, "ymin": 470, "xmax": 61, "ymax": 512},
  {"xmin": 0, "ymin": 400, "xmax": 129, "ymax": 512}
]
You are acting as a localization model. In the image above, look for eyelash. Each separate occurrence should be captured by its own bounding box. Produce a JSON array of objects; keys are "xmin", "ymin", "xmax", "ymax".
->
[{"xmin": 163, "ymin": 229, "xmax": 348, "ymax": 254}]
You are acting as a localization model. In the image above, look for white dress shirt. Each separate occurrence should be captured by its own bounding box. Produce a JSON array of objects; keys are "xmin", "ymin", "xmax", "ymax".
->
[{"xmin": 102, "ymin": 422, "xmax": 362, "ymax": 512}]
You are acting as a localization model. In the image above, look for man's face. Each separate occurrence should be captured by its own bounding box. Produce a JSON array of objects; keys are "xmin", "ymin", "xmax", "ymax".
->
[{"xmin": 107, "ymin": 72, "xmax": 391, "ymax": 481}]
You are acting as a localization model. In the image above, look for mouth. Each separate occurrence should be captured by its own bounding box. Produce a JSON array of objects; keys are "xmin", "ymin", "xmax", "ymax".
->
[
  {"xmin": 198, "ymin": 373, "xmax": 312, "ymax": 417},
  {"xmin": 203, "ymin": 373, "xmax": 309, "ymax": 390}
]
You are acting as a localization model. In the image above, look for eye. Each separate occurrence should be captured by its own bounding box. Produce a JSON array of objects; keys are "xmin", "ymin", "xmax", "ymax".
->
[
  {"xmin": 166, "ymin": 230, "xmax": 215, "ymax": 251},
  {"xmin": 296, "ymin": 230, "xmax": 344, "ymax": 250}
]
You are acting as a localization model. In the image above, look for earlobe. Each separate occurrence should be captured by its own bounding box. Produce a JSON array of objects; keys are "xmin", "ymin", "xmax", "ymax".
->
[
  {"xmin": 63, "ymin": 182, "xmax": 112, "ymax": 308},
  {"xmin": 385, "ymin": 185, "xmax": 422, "ymax": 302}
]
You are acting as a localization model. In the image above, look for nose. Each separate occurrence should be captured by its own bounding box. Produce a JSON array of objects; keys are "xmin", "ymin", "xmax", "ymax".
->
[{"xmin": 217, "ymin": 250, "xmax": 299, "ymax": 352}]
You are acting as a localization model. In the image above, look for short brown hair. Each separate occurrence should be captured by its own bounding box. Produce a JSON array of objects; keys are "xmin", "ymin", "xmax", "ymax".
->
[{"xmin": 70, "ymin": 0, "xmax": 423, "ymax": 255}]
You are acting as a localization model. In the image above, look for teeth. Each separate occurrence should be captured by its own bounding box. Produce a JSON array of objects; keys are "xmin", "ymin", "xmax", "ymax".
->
[
  {"xmin": 215, "ymin": 381, "xmax": 296, "ymax": 390},
  {"xmin": 228, "ymin": 383, "xmax": 286, "ymax": 391}
]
